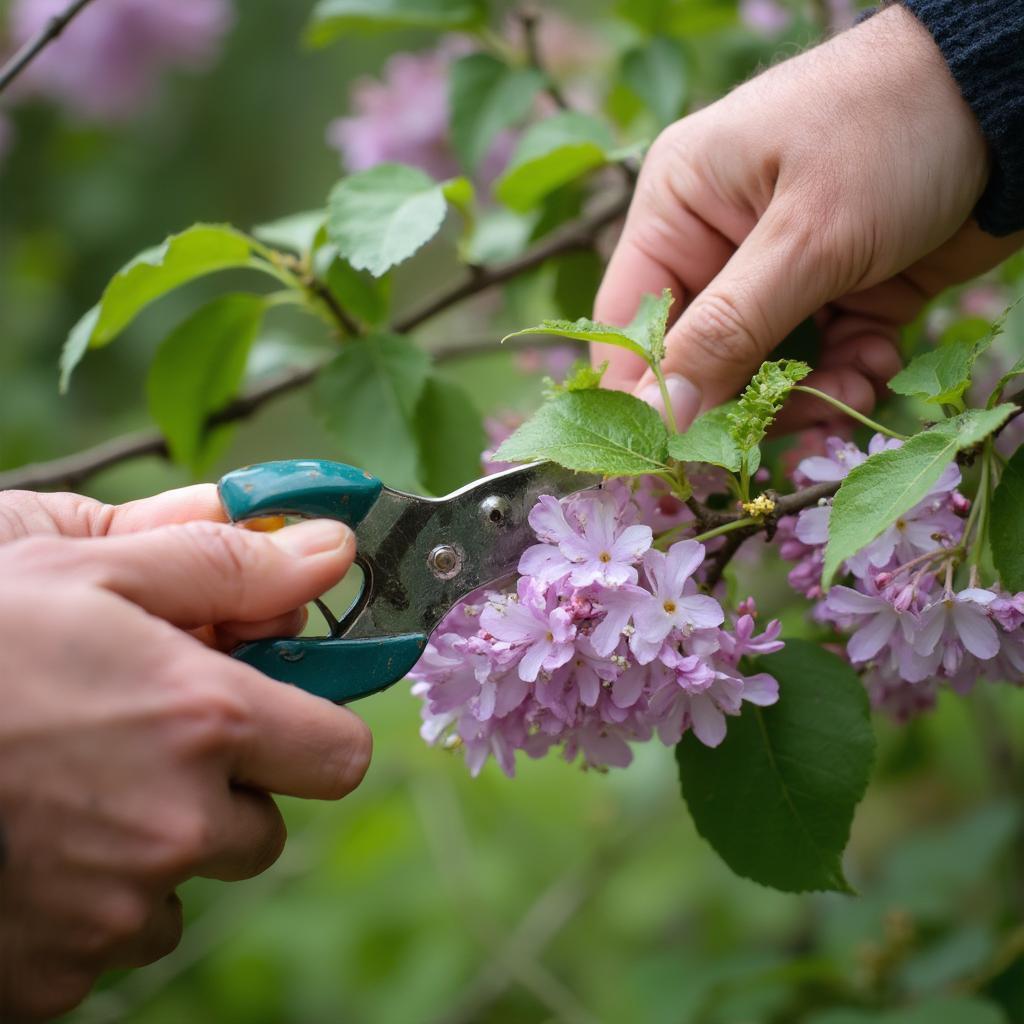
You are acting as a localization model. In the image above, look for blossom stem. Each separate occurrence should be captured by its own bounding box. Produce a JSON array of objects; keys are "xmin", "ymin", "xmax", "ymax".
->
[
  {"xmin": 967, "ymin": 442, "xmax": 994, "ymax": 569},
  {"xmin": 691, "ymin": 518, "xmax": 759, "ymax": 545},
  {"xmin": 791, "ymin": 386, "xmax": 909, "ymax": 440},
  {"xmin": 653, "ymin": 365, "xmax": 680, "ymax": 434}
]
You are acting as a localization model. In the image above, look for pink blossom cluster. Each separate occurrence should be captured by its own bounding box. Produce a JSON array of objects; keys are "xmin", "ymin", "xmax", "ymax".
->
[
  {"xmin": 409, "ymin": 485, "xmax": 781, "ymax": 776},
  {"xmin": 326, "ymin": 14, "xmax": 606, "ymax": 182},
  {"xmin": 7, "ymin": 0, "xmax": 233, "ymax": 121},
  {"xmin": 779, "ymin": 435, "xmax": 1024, "ymax": 718},
  {"xmin": 327, "ymin": 38, "xmax": 477, "ymax": 182}
]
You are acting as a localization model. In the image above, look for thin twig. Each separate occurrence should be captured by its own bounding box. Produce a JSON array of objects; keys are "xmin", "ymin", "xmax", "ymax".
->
[
  {"xmin": 0, "ymin": 335, "xmax": 586, "ymax": 493},
  {"xmin": 394, "ymin": 191, "xmax": 628, "ymax": 333},
  {"xmin": 0, "ymin": 195, "xmax": 627, "ymax": 493},
  {"xmin": 518, "ymin": 5, "xmax": 569, "ymax": 111},
  {"xmin": 0, "ymin": 0, "xmax": 98, "ymax": 94},
  {"xmin": 696, "ymin": 479, "xmax": 841, "ymax": 588}
]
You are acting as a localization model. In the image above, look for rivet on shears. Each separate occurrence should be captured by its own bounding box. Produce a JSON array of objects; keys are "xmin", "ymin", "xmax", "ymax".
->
[
  {"xmin": 428, "ymin": 544, "xmax": 463, "ymax": 580},
  {"xmin": 479, "ymin": 495, "xmax": 512, "ymax": 526}
]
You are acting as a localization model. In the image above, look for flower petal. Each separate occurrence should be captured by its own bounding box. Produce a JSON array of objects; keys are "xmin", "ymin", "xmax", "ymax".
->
[{"xmin": 689, "ymin": 694, "xmax": 727, "ymax": 748}]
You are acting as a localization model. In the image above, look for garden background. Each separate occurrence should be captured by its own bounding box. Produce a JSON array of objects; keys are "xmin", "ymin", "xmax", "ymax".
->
[{"xmin": 4, "ymin": 1, "xmax": 1024, "ymax": 1021}]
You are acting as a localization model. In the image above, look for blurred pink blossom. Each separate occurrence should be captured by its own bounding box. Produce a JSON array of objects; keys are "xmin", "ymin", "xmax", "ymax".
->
[
  {"xmin": 327, "ymin": 39, "xmax": 470, "ymax": 181},
  {"xmin": 8, "ymin": 0, "xmax": 233, "ymax": 121},
  {"xmin": 739, "ymin": 0, "xmax": 790, "ymax": 34},
  {"xmin": 961, "ymin": 283, "xmax": 1009, "ymax": 319}
]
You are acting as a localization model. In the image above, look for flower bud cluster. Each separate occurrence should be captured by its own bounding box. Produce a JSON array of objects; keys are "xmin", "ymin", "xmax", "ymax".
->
[
  {"xmin": 410, "ymin": 484, "xmax": 781, "ymax": 776},
  {"xmin": 779, "ymin": 435, "xmax": 1024, "ymax": 718}
]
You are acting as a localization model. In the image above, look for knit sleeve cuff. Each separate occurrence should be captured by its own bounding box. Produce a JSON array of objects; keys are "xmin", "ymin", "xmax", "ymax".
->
[{"xmin": 900, "ymin": 0, "xmax": 1024, "ymax": 237}]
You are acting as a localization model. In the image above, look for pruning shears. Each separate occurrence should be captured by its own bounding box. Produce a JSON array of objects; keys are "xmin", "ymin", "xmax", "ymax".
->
[{"xmin": 217, "ymin": 459, "xmax": 601, "ymax": 704}]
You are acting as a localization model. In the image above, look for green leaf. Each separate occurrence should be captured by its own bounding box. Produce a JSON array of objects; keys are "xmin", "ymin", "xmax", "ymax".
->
[
  {"xmin": 991, "ymin": 443, "xmax": 1024, "ymax": 591},
  {"xmin": 668, "ymin": 403, "xmax": 742, "ymax": 472},
  {"xmin": 823, "ymin": 405, "xmax": 1017, "ymax": 585},
  {"xmin": 253, "ymin": 211, "xmax": 325, "ymax": 256},
  {"xmin": 60, "ymin": 224, "xmax": 262, "ymax": 391},
  {"xmin": 465, "ymin": 208, "xmax": 537, "ymax": 264},
  {"xmin": 677, "ymin": 641, "xmax": 875, "ymax": 893},
  {"xmin": 327, "ymin": 164, "xmax": 457, "ymax": 277},
  {"xmin": 494, "ymin": 112, "xmax": 614, "ymax": 212},
  {"xmin": 888, "ymin": 339, "xmax": 979, "ymax": 407},
  {"xmin": 988, "ymin": 354, "xmax": 1024, "ymax": 408},
  {"xmin": 146, "ymin": 295, "xmax": 266, "ymax": 473},
  {"xmin": 414, "ymin": 372, "xmax": 486, "ymax": 496},
  {"xmin": 621, "ymin": 36, "xmax": 688, "ymax": 126},
  {"xmin": 449, "ymin": 54, "xmax": 545, "ymax": 173},
  {"xmin": 728, "ymin": 359, "xmax": 810, "ymax": 456},
  {"xmin": 315, "ymin": 247, "xmax": 392, "ymax": 328},
  {"xmin": 544, "ymin": 360, "xmax": 607, "ymax": 397},
  {"xmin": 494, "ymin": 388, "xmax": 671, "ymax": 476},
  {"xmin": 807, "ymin": 997, "xmax": 1008, "ymax": 1024},
  {"xmin": 307, "ymin": 0, "xmax": 485, "ymax": 44},
  {"xmin": 314, "ymin": 334, "xmax": 431, "ymax": 491},
  {"xmin": 503, "ymin": 289, "xmax": 673, "ymax": 371},
  {"xmin": 552, "ymin": 250, "xmax": 603, "ymax": 320}
]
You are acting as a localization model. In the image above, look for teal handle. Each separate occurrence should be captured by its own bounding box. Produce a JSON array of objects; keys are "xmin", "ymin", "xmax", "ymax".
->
[
  {"xmin": 218, "ymin": 459, "xmax": 419, "ymax": 704},
  {"xmin": 232, "ymin": 634, "xmax": 428, "ymax": 704},
  {"xmin": 218, "ymin": 459, "xmax": 382, "ymax": 527}
]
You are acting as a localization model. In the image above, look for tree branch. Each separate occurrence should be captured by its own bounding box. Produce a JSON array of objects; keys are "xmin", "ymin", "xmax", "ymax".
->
[
  {"xmin": 698, "ymin": 480, "xmax": 840, "ymax": 588},
  {"xmin": 0, "ymin": 334, "xmax": 587, "ymax": 493},
  {"xmin": 0, "ymin": 0, "xmax": 99, "ymax": 94},
  {"xmin": 393, "ymin": 191, "xmax": 628, "ymax": 333}
]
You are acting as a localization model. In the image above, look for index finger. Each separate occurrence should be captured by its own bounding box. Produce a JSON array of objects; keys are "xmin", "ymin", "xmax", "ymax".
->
[{"xmin": 593, "ymin": 167, "xmax": 736, "ymax": 391}]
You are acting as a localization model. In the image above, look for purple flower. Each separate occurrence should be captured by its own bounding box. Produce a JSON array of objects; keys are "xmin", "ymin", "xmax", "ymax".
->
[
  {"xmin": 480, "ymin": 578, "xmax": 576, "ymax": 682},
  {"xmin": 410, "ymin": 487, "xmax": 778, "ymax": 776},
  {"xmin": 9, "ymin": 0, "xmax": 233, "ymax": 121},
  {"xmin": 913, "ymin": 588, "xmax": 1001, "ymax": 676},
  {"xmin": 519, "ymin": 491, "xmax": 652, "ymax": 587},
  {"xmin": 633, "ymin": 541, "xmax": 724, "ymax": 655},
  {"xmin": 822, "ymin": 586, "xmax": 915, "ymax": 665}
]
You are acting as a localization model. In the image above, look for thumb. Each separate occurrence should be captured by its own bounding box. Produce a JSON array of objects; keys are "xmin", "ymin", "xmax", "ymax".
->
[
  {"xmin": 635, "ymin": 206, "xmax": 830, "ymax": 426},
  {"xmin": 21, "ymin": 518, "xmax": 355, "ymax": 629}
]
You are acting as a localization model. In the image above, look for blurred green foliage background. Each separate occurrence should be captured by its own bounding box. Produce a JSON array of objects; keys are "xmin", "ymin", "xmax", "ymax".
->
[{"xmin": 5, "ymin": 1, "xmax": 1024, "ymax": 1021}]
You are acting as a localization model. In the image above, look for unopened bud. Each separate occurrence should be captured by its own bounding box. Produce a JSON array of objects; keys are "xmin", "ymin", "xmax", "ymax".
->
[{"xmin": 952, "ymin": 492, "xmax": 971, "ymax": 517}]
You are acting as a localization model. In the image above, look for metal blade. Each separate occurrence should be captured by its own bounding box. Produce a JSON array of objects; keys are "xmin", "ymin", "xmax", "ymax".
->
[{"xmin": 337, "ymin": 462, "xmax": 601, "ymax": 640}]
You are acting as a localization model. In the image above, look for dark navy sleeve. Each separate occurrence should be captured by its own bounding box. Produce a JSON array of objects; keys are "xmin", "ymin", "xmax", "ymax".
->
[{"xmin": 860, "ymin": 1, "xmax": 1024, "ymax": 237}]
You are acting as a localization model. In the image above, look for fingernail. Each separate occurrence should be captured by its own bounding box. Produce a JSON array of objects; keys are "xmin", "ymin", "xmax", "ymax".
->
[
  {"xmin": 638, "ymin": 374, "xmax": 703, "ymax": 429},
  {"xmin": 271, "ymin": 519, "xmax": 351, "ymax": 557}
]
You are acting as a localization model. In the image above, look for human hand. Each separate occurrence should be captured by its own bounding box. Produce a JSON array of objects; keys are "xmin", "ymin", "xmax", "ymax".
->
[
  {"xmin": 594, "ymin": 4, "xmax": 1024, "ymax": 431},
  {"xmin": 0, "ymin": 483, "xmax": 310, "ymax": 649},
  {"xmin": 0, "ymin": 490, "xmax": 371, "ymax": 1021}
]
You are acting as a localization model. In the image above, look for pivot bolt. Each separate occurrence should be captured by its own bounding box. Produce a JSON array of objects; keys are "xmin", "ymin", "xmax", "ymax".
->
[{"xmin": 428, "ymin": 544, "xmax": 463, "ymax": 580}]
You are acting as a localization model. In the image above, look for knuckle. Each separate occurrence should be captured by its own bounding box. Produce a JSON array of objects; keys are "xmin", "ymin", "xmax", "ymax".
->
[
  {"xmin": 83, "ymin": 890, "xmax": 151, "ymax": 952},
  {"xmin": 161, "ymin": 672, "xmax": 250, "ymax": 758},
  {"xmin": 320, "ymin": 715, "xmax": 373, "ymax": 799},
  {"xmin": 142, "ymin": 810, "xmax": 214, "ymax": 879},
  {"xmin": 189, "ymin": 520, "xmax": 250, "ymax": 574},
  {"xmin": 684, "ymin": 291, "xmax": 765, "ymax": 367}
]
